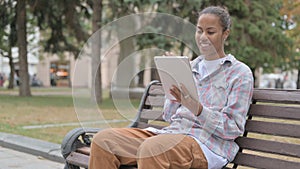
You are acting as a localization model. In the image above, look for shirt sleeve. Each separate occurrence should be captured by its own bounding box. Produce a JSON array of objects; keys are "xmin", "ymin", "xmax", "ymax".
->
[
  {"xmin": 162, "ymin": 98, "xmax": 181, "ymax": 122},
  {"xmin": 197, "ymin": 72, "xmax": 254, "ymax": 140}
]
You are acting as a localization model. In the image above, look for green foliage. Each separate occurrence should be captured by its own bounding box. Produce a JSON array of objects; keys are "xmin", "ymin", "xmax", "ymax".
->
[
  {"xmin": 103, "ymin": 0, "xmax": 294, "ymax": 72},
  {"xmin": 223, "ymin": 0, "xmax": 294, "ymax": 71},
  {"xmin": 136, "ymin": 26, "xmax": 173, "ymax": 50},
  {"xmin": 28, "ymin": 0, "xmax": 93, "ymax": 58},
  {"xmin": 0, "ymin": 0, "xmax": 17, "ymax": 53},
  {"xmin": 280, "ymin": 0, "xmax": 300, "ymax": 71},
  {"xmin": 1, "ymin": 0, "xmax": 295, "ymax": 75}
]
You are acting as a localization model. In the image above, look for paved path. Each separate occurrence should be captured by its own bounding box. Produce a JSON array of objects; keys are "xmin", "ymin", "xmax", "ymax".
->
[
  {"xmin": 0, "ymin": 132, "xmax": 65, "ymax": 169},
  {"xmin": 0, "ymin": 146, "xmax": 64, "ymax": 169}
]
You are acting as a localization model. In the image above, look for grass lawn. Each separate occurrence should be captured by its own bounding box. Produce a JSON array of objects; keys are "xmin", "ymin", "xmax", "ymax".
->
[{"xmin": 0, "ymin": 88, "xmax": 140, "ymax": 144}]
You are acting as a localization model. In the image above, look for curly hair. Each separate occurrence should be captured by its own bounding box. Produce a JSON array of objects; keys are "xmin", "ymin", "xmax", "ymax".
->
[{"xmin": 198, "ymin": 6, "xmax": 231, "ymax": 32}]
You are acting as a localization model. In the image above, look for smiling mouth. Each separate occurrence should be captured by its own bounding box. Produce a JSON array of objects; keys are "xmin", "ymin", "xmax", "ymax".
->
[
  {"xmin": 198, "ymin": 40, "xmax": 211, "ymax": 47},
  {"xmin": 199, "ymin": 41, "xmax": 216, "ymax": 55},
  {"xmin": 200, "ymin": 43, "xmax": 210, "ymax": 47}
]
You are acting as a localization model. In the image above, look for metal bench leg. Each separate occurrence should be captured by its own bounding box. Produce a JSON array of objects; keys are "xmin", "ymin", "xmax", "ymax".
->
[{"xmin": 64, "ymin": 163, "xmax": 80, "ymax": 169}]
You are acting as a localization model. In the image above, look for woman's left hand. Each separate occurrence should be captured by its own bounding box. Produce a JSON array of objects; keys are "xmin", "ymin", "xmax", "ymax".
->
[{"xmin": 169, "ymin": 84, "xmax": 203, "ymax": 116}]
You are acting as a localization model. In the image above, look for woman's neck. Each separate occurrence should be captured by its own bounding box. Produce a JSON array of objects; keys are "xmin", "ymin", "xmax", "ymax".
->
[{"xmin": 205, "ymin": 52, "xmax": 226, "ymax": 61}]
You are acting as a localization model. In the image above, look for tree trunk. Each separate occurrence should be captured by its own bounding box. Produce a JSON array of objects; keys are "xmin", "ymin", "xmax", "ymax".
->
[
  {"xmin": 16, "ymin": 0, "xmax": 31, "ymax": 96},
  {"xmin": 151, "ymin": 59, "xmax": 159, "ymax": 81},
  {"xmin": 180, "ymin": 42, "xmax": 185, "ymax": 56},
  {"xmin": 115, "ymin": 37, "xmax": 136, "ymax": 88},
  {"xmin": 137, "ymin": 70, "xmax": 144, "ymax": 87},
  {"xmin": 92, "ymin": 0, "xmax": 102, "ymax": 104},
  {"xmin": 7, "ymin": 49, "xmax": 15, "ymax": 89},
  {"xmin": 250, "ymin": 67, "xmax": 259, "ymax": 88},
  {"xmin": 297, "ymin": 69, "xmax": 300, "ymax": 89},
  {"xmin": 254, "ymin": 67, "xmax": 261, "ymax": 88}
]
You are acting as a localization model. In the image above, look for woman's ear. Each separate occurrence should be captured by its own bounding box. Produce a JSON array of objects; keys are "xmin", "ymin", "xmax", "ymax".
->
[{"xmin": 223, "ymin": 29, "xmax": 230, "ymax": 41}]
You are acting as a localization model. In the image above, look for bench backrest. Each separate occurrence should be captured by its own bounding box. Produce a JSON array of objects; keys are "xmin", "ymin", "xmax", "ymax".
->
[{"xmin": 130, "ymin": 81, "xmax": 300, "ymax": 169}]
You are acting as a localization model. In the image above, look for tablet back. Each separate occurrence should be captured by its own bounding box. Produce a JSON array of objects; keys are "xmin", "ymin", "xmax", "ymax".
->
[{"xmin": 154, "ymin": 56, "xmax": 198, "ymax": 100}]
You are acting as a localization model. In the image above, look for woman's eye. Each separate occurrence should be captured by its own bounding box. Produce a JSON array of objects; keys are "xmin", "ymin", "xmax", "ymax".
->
[
  {"xmin": 197, "ymin": 30, "xmax": 202, "ymax": 34},
  {"xmin": 208, "ymin": 32, "xmax": 215, "ymax": 35}
]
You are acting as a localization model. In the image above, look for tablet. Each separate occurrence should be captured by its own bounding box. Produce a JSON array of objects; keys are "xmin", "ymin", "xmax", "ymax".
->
[{"xmin": 154, "ymin": 56, "xmax": 198, "ymax": 100}]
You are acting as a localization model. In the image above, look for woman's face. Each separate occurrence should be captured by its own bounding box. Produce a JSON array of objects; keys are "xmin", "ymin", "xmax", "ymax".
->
[{"xmin": 195, "ymin": 14, "xmax": 229, "ymax": 60}]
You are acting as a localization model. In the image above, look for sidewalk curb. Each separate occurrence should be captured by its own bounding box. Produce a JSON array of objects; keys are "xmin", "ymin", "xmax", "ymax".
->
[{"xmin": 0, "ymin": 132, "xmax": 65, "ymax": 164}]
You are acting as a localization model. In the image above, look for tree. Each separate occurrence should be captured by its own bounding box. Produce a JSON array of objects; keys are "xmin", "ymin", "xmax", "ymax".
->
[
  {"xmin": 51, "ymin": 0, "xmax": 297, "ymax": 90},
  {"xmin": 106, "ymin": 0, "xmax": 142, "ymax": 89},
  {"xmin": 280, "ymin": 0, "xmax": 300, "ymax": 88},
  {"xmin": 17, "ymin": 0, "xmax": 31, "ymax": 96},
  {"xmin": 235, "ymin": 0, "xmax": 292, "ymax": 68},
  {"xmin": 29, "ymin": 0, "xmax": 92, "ymax": 58},
  {"xmin": 92, "ymin": 0, "xmax": 103, "ymax": 104},
  {"xmin": 155, "ymin": 0, "xmax": 203, "ymax": 56},
  {"xmin": 30, "ymin": 0, "xmax": 105, "ymax": 99},
  {"xmin": 0, "ymin": 0, "xmax": 17, "ymax": 89},
  {"xmin": 127, "ymin": 0, "xmax": 203, "ymax": 85}
]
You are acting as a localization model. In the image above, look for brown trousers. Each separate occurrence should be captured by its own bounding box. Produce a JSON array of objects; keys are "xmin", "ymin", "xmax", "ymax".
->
[{"xmin": 89, "ymin": 128, "xmax": 207, "ymax": 169}]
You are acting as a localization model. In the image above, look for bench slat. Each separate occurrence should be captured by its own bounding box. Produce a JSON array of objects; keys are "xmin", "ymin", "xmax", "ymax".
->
[
  {"xmin": 236, "ymin": 137, "xmax": 300, "ymax": 157},
  {"xmin": 140, "ymin": 110, "xmax": 164, "ymax": 121},
  {"xmin": 145, "ymin": 95, "xmax": 165, "ymax": 107},
  {"xmin": 249, "ymin": 104, "xmax": 300, "ymax": 120},
  {"xmin": 232, "ymin": 152, "xmax": 300, "ymax": 169},
  {"xmin": 66, "ymin": 151, "xmax": 89, "ymax": 168},
  {"xmin": 68, "ymin": 149, "xmax": 138, "ymax": 169},
  {"xmin": 77, "ymin": 146, "xmax": 91, "ymax": 155},
  {"xmin": 245, "ymin": 120, "xmax": 300, "ymax": 138},
  {"xmin": 253, "ymin": 89, "xmax": 300, "ymax": 104},
  {"xmin": 148, "ymin": 84, "xmax": 165, "ymax": 96}
]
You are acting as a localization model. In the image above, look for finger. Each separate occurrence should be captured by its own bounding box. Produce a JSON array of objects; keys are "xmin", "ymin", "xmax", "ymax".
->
[
  {"xmin": 173, "ymin": 85, "xmax": 186, "ymax": 100},
  {"xmin": 170, "ymin": 90, "xmax": 180, "ymax": 102},
  {"xmin": 170, "ymin": 86, "xmax": 181, "ymax": 101},
  {"xmin": 180, "ymin": 83, "xmax": 189, "ymax": 97},
  {"xmin": 164, "ymin": 51, "xmax": 175, "ymax": 56},
  {"xmin": 171, "ymin": 85, "xmax": 182, "ymax": 95},
  {"xmin": 170, "ymin": 89, "xmax": 180, "ymax": 101},
  {"xmin": 170, "ymin": 86, "xmax": 180, "ymax": 97}
]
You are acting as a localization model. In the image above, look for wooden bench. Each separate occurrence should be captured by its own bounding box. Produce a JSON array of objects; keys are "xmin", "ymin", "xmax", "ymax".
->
[{"xmin": 61, "ymin": 80, "xmax": 300, "ymax": 169}]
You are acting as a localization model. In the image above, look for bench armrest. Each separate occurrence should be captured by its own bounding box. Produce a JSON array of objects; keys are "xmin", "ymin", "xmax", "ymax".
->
[{"xmin": 61, "ymin": 127, "xmax": 100, "ymax": 158}]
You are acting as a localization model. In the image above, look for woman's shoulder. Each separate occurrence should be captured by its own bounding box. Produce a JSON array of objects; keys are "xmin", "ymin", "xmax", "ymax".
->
[{"xmin": 228, "ymin": 54, "xmax": 253, "ymax": 75}]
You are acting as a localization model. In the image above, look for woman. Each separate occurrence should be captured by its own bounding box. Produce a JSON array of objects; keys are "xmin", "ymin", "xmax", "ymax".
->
[{"xmin": 89, "ymin": 6, "xmax": 253, "ymax": 169}]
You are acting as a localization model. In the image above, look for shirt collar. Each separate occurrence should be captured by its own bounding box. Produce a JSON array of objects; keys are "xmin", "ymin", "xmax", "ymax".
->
[{"xmin": 191, "ymin": 54, "xmax": 235, "ymax": 72}]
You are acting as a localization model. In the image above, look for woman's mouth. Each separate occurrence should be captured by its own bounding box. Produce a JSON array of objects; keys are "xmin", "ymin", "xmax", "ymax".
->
[
  {"xmin": 200, "ymin": 42, "xmax": 210, "ymax": 47},
  {"xmin": 199, "ymin": 41, "xmax": 212, "ymax": 49},
  {"xmin": 198, "ymin": 40, "xmax": 211, "ymax": 47},
  {"xmin": 198, "ymin": 41, "xmax": 217, "ymax": 56}
]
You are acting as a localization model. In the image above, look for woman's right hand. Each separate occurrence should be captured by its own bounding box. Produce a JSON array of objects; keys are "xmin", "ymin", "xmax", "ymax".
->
[{"xmin": 170, "ymin": 84, "xmax": 203, "ymax": 116}]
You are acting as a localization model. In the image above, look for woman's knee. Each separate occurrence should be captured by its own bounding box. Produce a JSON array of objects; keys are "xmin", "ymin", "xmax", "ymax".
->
[
  {"xmin": 93, "ymin": 128, "xmax": 115, "ymax": 142},
  {"xmin": 137, "ymin": 135, "xmax": 171, "ymax": 158},
  {"xmin": 92, "ymin": 128, "xmax": 123, "ymax": 149},
  {"xmin": 137, "ymin": 134, "xmax": 192, "ymax": 158}
]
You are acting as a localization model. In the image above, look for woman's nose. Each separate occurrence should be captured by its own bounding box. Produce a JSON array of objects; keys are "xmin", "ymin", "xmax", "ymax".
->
[{"xmin": 199, "ymin": 33, "xmax": 207, "ymax": 41}]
